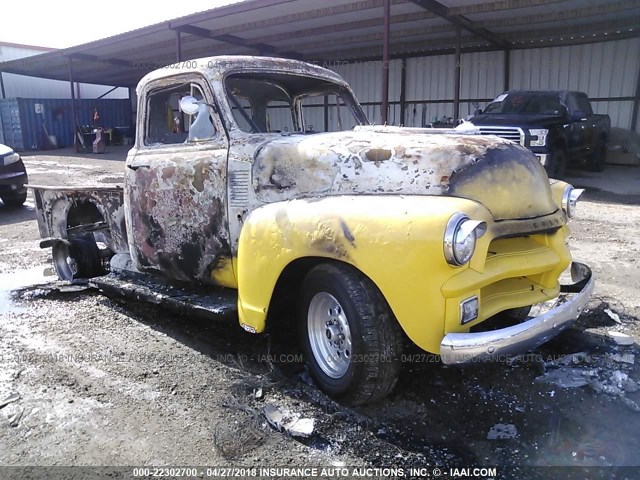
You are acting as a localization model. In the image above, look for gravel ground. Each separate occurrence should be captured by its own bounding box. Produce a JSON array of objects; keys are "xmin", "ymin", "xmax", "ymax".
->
[{"xmin": 1, "ymin": 148, "xmax": 639, "ymax": 479}]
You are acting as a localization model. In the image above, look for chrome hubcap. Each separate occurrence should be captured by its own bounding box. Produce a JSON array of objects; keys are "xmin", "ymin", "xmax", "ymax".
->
[{"xmin": 307, "ymin": 292, "xmax": 352, "ymax": 378}]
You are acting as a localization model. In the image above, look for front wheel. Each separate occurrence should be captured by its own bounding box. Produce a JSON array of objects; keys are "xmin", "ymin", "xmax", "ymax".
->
[
  {"xmin": 299, "ymin": 262, "xmax": 403, "ymax": 405},
  {"xmin": 502, "ymin": 305, "xmax": 532, "ymax": 323}
]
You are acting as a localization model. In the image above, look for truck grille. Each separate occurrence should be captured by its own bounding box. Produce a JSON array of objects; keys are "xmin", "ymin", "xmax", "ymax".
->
[{"xmin": 477, "ymin": 126, "xmax": 524, "ymax": 146}]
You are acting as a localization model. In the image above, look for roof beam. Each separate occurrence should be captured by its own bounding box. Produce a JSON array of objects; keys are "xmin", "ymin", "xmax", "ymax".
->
[
  {"xmin": 448, "ymin": 0, "xmax": 563, "ymax": 16},
  {"xmin": 314, "ymin": 35, "xmax": 495, "ymax": 61},
  {"xmin": 170, "ymin": 24, "xmax": 303, "ymax": 59},
  {"xmin": 66, "ymin": 53, "xmax": 133, "ymax": 69},
  {"xmin": 184, "ymin": 0, "xmax": 408, "ymax": 37},
  {"xmin": 510, "ymin": 29, "xmax": 640, "ymax": 49},
  {"xmin": 477, "ymin": 0, "xmax": 640, "ymax": 28},
  {"xmin": 248, "ymin": 10, "xmax": 437, "ymax": 45},
  {"xmin": 93, "ymin": 34, "xmax": 234, "ymax": 65},
  {"xmin": 292, "ymin": 24, "xmax": 455, "ymax": 53},
  {"xmin": 167, "ymin": 0, "xmax": 299, "ymax": 28},
  {"xmin": 409, "ymin": 0, "xmax": 510, "ymax": 48},
  {"xmin": 505, "ymin": 17, "xmax": 640, "ymax": 44}
]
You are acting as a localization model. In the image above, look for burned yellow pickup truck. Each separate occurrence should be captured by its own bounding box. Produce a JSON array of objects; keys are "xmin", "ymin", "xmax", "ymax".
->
[{"xmin": 31, "ymin": 56, "xmax": 593, "ymax": 405}]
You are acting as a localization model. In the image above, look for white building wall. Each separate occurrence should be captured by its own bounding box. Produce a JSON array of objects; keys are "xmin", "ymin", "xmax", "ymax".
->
[
  {"xmin": 510, "ymin": 38, "xmax": 640, "ymax": 132},
  {"xmin": 329, "ymin": 38, "xmax": 640, "ymax": 131},
  {"xmin": 331, "ymin": 59, "xmax": 402, "ymax": 125},
  {"xmin": 509, "ymin": 39, "xmax": 639, "ymax": 97},
  {"xmin": 0, "ymin": 43, "xmax": 128, "ymax": 100}
]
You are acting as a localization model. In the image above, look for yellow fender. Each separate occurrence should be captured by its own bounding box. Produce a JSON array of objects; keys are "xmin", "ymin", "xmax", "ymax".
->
[{"xmin": 236, "ymin": 194, "xmax": 497, "ymax": 353}]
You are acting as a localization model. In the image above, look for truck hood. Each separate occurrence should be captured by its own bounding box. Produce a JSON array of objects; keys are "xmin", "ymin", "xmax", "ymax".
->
[
  {"xmin": 470, "ymin": 113, "xmax": 565, "ymax": 128},
  {"xmin": 252, "ymin": 125, "xmax": 557, "ymax": 221}
]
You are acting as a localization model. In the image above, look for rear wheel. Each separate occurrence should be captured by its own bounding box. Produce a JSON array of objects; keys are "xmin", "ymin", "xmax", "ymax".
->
[
  {"xmin": 299, "ymin": 262, "xmax": 403, "ymax": 405},
  {"xmin": 52, "ymin": 235, "xmax": 103, "ymax": 280},
  {"xmin": 1, "ymin": 192, "xmax": 27, "ymax": 207}
]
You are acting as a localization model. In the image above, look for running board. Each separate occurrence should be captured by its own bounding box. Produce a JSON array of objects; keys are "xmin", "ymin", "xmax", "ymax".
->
[{"xmin": 89, "ymin": 271, "xmax": 238, "ymax": 321}]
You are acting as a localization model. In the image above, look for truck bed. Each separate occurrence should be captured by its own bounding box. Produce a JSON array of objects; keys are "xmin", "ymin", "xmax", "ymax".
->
[{"xmin": 29, "ymin": 184, "xmax": 128, "ymax": 254}]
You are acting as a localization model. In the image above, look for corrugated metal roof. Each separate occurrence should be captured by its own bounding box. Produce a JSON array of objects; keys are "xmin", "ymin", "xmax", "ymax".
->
[{"xmin": 0, "ymin": 0, "xmax": 638, "ymax": 87}]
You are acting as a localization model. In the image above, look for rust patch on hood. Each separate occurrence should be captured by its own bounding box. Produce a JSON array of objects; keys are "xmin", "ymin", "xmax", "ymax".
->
[{"xmin": 365, "ymin": 148, "xmax": 392, "ymax": 163}]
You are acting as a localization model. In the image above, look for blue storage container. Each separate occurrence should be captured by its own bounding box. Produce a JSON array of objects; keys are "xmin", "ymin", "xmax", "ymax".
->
[{"xmin": 0, "ymin": 97, "xmax": 132, "ymax": 151}]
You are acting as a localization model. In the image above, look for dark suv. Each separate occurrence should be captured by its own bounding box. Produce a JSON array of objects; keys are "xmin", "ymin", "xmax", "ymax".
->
[{"xmin": 0, "ymin": 143, "xmax": 28, "ymax": 207}]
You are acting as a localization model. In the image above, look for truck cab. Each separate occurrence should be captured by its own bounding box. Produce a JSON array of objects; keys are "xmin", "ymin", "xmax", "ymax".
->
[{"xmin": 31, "ymin": 57, "xmax": 594, "ymax": 405}]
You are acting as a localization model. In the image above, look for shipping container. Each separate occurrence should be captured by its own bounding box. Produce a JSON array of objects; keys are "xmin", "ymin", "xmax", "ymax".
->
[{"xmin": 0, "ymin": 97, "xmax": 132, "ymax": 151}]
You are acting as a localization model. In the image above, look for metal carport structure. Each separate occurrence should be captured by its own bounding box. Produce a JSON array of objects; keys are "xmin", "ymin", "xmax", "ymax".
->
[{"xmin": 1, "ymin": 0, "xmax": 640, "ymax": 139}]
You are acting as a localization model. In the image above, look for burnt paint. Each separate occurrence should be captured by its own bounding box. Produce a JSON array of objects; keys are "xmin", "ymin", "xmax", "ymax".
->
[
  {"xmin": 126, "ymin": 151, "xmax": 232, "ymax": 285},
  {"xmin": 448, "ymin": 145, "xmax": 558, "ymax": 222},
  {"xmin": 30, "ymin": 186, "xmax": 128, "ymax": 254}
]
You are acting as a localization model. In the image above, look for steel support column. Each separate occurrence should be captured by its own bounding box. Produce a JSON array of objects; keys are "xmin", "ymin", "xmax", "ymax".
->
[
  {"xmin": 0, "ymin": 72, "xmax": 5, "ymax": 99},
  {"xmin": 324, "ymin": 95, "xmax": 329, "ymax": 132},
  {"xmin": 399, "ymin": 57, "xmax": 407, "ymax": 125},
  {"xmin": 68, "ymin": 58, "xmax": 79, "ymax": 152},
  {"xmin": 504, "ymin": 48, "xmax": 511, "ymax": 91},
  {"xmin": 453, "ymin": 25, "xmax": 461, "ymax": 120},
  {"xmin": 381, "ymin": 0, "xmax": 391, "ymax": 124},
  {"xmin": 631, "ymin": 57, "xmax": 640, "ymax": 131},
  {"xmin": 128, "ymin": 87, "xmax": 135, "ymax": 141},
  {"xmin": 176, "ymin": 31, "xmax": 182, "ymax": 62}
]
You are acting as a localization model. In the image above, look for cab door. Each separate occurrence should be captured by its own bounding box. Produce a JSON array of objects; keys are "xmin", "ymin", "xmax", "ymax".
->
[{"xmin": 124, "ymin": 75, "xmax": 232, "ymax": 285}]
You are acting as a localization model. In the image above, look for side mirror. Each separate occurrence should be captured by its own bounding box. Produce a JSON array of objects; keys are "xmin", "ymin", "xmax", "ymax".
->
[
  {"xmin": 473, "ymin": 108, "xmax": 483, "ymax": 116},
  {"xmin": 179, "ymin": 96, "xmax": 200, "ymax": 115},
  {"xmin": 570, "ymin": 110, "xmax": 587, "ymax": 122}
]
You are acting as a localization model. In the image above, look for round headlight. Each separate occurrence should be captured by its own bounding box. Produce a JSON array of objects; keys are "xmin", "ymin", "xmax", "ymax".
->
[
  {"xmin": 444, "ymin": 213, "xmax": 486, "ymax": 266},
  {"xmin": 561, "ymin": 185, "xmax": 584, "ymax": 218}
]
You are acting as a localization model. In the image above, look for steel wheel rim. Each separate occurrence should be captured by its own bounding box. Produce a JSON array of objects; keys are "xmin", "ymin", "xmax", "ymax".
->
[
  {"xmin": 52, "ymin": 243, "xmax": 77, "ymax": 281},
  {"xmin": 307, "ymin": 292, "xmax": 352, "ymax": 379}
]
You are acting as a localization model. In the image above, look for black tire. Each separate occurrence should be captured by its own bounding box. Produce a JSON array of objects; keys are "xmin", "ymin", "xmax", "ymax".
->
[
  {"xmin": 52, "ymin": 235, "xmax": 103, "ymax": 280},
  {"xmin": 545, "ymin": 148, "xmax": 566, "ymax": 179},
  {"xmin": 299, "ymin": 262, "xmax": 403, "ymax": 405},
  {"xmin": 1, "ymin": 192, "xmax": 27, "ymax": 207},
  {"xmin": 590, "ymin": 139, "xmax": 607, "ymax": 172}
]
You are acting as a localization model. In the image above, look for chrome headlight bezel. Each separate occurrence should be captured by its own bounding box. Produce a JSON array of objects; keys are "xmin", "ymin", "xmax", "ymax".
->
[
  {"xmin": 444, "ymin": 213, "xmax": 487, "ymax": 267},
  {"xmin": 561, "ymin": 184, "xmax": 584, "ymax": 218},
  {"xmin": 3, "ymin": 152, "xmax": 20, "ymax": 165},
  {"xmin": 529, "ymin": 128, "xmax": 548, "ymax": 147}
]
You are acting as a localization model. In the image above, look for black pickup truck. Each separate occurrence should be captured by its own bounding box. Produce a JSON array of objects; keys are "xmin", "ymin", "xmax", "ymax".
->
[{"xmin": 470, "ymin": 90, "xmax": 610, "ymax": 177}]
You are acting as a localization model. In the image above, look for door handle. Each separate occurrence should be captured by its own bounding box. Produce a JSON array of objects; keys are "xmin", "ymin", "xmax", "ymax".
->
[{"xmin": 127, "ymin": 164, "xmax": 150, "ymax": 171}]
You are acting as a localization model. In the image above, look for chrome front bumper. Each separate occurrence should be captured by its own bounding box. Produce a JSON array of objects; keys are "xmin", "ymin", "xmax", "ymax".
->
[{"xmin": 440, "ymin": 262, "xmax": 594, "ymax": 365}]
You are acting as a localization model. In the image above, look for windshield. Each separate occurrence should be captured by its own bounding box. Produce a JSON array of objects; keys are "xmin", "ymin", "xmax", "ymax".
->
[
  {"xmin": 483, "ymin": 93, "xmax": 565, "ymax": 115},
  {"xmin": 225, "ymin": 72, "xmax": 368, "ymax": 134}
]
